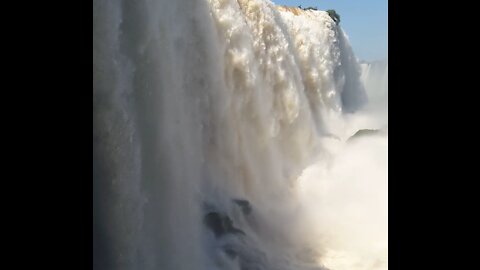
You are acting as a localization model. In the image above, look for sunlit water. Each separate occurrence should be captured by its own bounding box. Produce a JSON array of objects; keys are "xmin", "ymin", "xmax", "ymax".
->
[{"xmin": 93, "ymin": 1, "xmax": 387, "ymax": 269}]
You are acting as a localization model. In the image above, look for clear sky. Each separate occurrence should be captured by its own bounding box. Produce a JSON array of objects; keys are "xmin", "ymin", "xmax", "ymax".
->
[{"xmin": 271, "ymin": 0, "xmax": 387, "ymax": 62}]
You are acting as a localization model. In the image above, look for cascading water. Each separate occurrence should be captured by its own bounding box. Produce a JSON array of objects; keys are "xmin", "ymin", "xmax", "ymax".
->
[
  {"xmin": 93, "ymin": 0, "xmax": 387, "ymax": 270},
  {"xmin": 360, "ymin": 60, "xmax": 388, "ymax": 117}
]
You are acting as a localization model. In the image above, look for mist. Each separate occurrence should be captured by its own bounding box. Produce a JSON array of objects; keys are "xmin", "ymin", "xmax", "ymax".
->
[{"xmin": 93, "ymin": 0, "xmax": 388, "ymax": 269}]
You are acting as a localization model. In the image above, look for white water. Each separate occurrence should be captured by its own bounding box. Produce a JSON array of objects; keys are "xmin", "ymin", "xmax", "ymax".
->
[
  {"xmin": 93, "ymin": 0, "xmax": 387, "ymax": 270},
  {"xmin": 360, "ymin": 60, "xmax": 388, "ymax": 120}
]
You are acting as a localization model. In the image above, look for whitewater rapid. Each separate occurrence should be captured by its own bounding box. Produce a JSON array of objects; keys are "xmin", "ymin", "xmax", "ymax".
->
[{"xmin": 93, "ymin": 0, "xmax": 387, "ymax": 270}]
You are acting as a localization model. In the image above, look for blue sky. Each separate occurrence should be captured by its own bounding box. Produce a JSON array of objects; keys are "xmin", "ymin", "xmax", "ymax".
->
[{"xmin": 271, "ymin": 0, "xmax": 387, "ymax": 61}]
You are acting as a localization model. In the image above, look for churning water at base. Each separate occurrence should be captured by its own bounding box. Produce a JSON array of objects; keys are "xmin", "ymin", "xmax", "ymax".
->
[{"xmin": 93, "ymin": 0, "xmax": 387, "ymax": 269}]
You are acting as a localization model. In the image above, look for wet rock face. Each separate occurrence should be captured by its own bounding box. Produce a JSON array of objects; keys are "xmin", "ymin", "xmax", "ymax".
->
[
  {"xmin": 204, "ymin": 212, "xmax": 246, "ymax": 238},
  {"xmin": 203, "ymin": 199, "xmax": 324, "ymax": 270},
  {"xmin": 223, "ymin": 245, "xmax": 238, "ymax": 259},
  {"xmin": 203, "ymin": 199, "xmax": 253, "ymax": 237},
  {"xmin": 233, "ymin": 199, "xmax": 252, "ymax": 215},
  {"xmin": 348, "ymin": 129, "xmax": 383, "ymax": 141},
  {"xmin": 203, "ymin": 199, "xmax": 260, "ymax": 267}
]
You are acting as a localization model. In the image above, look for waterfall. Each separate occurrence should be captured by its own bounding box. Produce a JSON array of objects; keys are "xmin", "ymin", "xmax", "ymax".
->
[{"xmin": 93, "ymin": 0, "xmax": 387, "ymax": 269}]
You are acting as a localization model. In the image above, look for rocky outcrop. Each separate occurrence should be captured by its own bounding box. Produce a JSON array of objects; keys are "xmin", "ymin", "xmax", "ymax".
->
[
  {"xmin": 233, "ymin": 199, "xmax": 252, "ymax": 215},
  {"xmin": 204, "ymin": 212, "xmax": 246, "ymax": 238},
  {"xmin": 348, "ymin": 129, "xmax": 385, "ymax": 142}
]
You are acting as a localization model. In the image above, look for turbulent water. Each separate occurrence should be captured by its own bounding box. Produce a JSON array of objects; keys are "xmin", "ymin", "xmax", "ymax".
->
[{"xmin": 93, "ymin": 0, "xmax": 387, "ymax": 270}]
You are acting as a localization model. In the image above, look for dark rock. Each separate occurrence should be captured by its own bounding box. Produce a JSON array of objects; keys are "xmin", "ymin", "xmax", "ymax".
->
[
  {"xmin": 229, "ymin": 227, "xmax": 246, "ymax": 236},
  {"xmin": 233, "ymin": 199, "xmax": 252, "ymax": 215},
  {"xmin": 223, "ymin": 245, "xmax": 238, "ymax": 259},
  {"xmin": 348, "ymin": 129, "xmax": 382, "ymax": 141},
  {"xmin": 327, "ymin": 9, "xmax": 341, "ymax": 24},
  {"xmin": 204, "ymin": 212, "xmax": 246, "ymax": 238}
]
